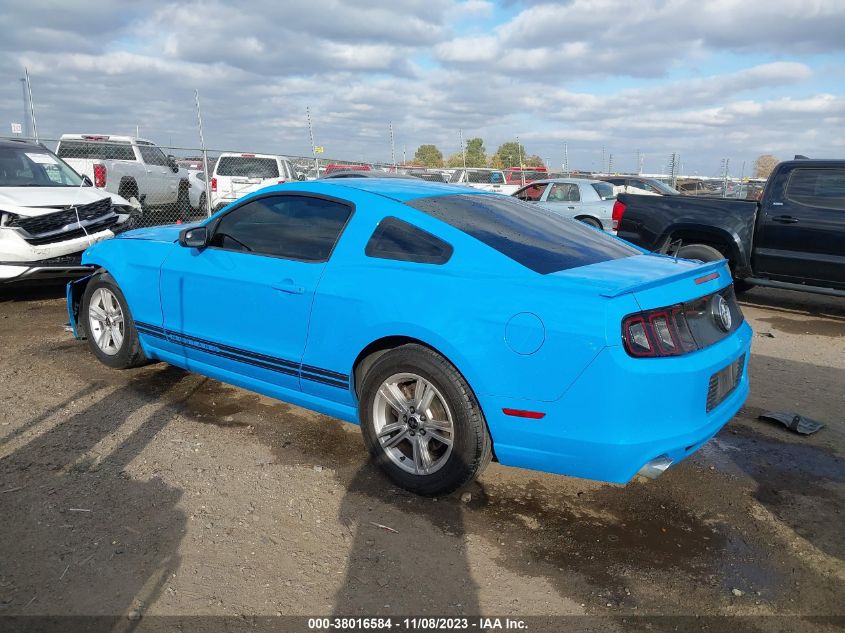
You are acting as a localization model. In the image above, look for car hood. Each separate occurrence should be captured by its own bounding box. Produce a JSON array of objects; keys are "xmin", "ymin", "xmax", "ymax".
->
[
  {"xmin": 117, "ymin": 223, "xmax": 196, "ymax": 242},
  {"xmin": 0, "ymin": 187, "xmax": 132, "ymax": 217}
]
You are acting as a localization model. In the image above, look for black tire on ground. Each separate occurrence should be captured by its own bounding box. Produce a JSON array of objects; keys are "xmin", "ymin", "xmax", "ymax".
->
[
  {"xmin": 359, "ymin": 344, "xmax": 492, "ymax": 496},
  {"xmin": 80, "ymin": 273, "xmax": 148, "ymax": 370},
  {"xmin": 117, "ymin": 179, "xmax": 139, "ymax": 205},
  {"xmin": 175, "ymin": 181, "xmax": 190, "ymax": 221},
  {"xmin": 577, "ymin": 216, "xmax": 603, "ymax": 230},
  {"xmin": 676, "ymin": 243, "xmax": 724, "ymax": 262}
]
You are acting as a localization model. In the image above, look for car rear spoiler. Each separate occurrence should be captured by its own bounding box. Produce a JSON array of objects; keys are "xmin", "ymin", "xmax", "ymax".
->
[{"xmin": 599, "ymin": 259, "xmax": 730, "ymax": 298}]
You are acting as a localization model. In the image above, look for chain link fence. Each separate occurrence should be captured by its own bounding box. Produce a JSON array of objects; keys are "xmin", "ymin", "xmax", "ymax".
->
[
  {"xmin": 4, "ymin": 135, "xmax": 765, "ymax": 230},
  {"xmin": 4, "ymin": 135, "xmax": 406, "ymax": 227}
]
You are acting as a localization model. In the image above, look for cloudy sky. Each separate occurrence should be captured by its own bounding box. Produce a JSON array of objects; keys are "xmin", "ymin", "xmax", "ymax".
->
[{"xmin": 1, "ymin": 0, "xmax": 844, "ymax": 174}]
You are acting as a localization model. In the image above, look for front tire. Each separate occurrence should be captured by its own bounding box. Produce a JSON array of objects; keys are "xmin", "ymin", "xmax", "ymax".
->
[
  {"xmin": 359, "ymin": 344, "xmax": 492, "ymax": 496},
  {"xmin": 81, "ymin": 273, "xmax": 148, "ymax": 369}
]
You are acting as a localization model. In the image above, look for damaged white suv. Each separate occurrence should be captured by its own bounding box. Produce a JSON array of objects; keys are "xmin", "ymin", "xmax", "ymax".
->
[{"xmin": 0, "ymin": 138, "xmax": 135, "ymax": 284}]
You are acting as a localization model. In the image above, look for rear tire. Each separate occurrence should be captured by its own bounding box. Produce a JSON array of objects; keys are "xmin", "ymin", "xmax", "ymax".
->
[
  {"xmin": 676, "ymin": 243, "xmax": 724, "ymax": 262},
  {"xmin": 81, "ymin": 273, "xmax": 148, "ymax": 369},
  {"xmin": 577, "ymin": 216, "xmax": 603, "ymax": 230},
  {"xmin": 359, "ymin": 344, "xmax": 492, "ymax": 496}
]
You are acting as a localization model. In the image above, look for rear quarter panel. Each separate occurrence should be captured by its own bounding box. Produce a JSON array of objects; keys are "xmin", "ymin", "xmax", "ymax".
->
[
  {"xmin": 616, "ymin": 193, "xmax": 759, "ymax": 273},
  {"xmin": 300, "ymin": 193, "xmax": 612, "ymax": 406}
]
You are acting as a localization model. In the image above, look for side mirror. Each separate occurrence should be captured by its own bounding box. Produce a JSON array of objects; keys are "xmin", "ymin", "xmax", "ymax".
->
[{"xmin": 179, "ymin": 226, "xmax": 208, "ymax": 248}]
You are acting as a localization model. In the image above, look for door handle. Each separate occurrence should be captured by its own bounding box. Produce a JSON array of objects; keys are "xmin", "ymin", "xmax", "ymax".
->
[
  {"xmin": 772, "ymin": 215, "xmax": 799, "ymax": 224},
  {"xmin": 568, "ymin": 206, "xmax": 575, "ymax": 209},
  {"xmin": 273, "ymin": 279, "xmax": 305, "ymax": 294}
]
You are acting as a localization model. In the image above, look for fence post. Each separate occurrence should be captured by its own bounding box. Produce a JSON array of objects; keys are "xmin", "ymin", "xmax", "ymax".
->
[{"xmin": 194, "ymin": 90, "xmax": 213, "ymax": 217}]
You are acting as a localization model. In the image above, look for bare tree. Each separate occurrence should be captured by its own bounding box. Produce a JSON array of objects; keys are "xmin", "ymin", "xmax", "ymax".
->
[{"xmin": 753, "ymin": 154, "xmax": 779, "ymax": 178}]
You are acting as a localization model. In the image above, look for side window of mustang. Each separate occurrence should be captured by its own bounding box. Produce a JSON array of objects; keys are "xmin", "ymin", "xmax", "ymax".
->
[
  {"xmin": 365, "ymin": 217, "xmax": 453, "ymax": 264},
  {"xmin": 209, "ymin": 195, "xmax": 352, "ymax": 262}
]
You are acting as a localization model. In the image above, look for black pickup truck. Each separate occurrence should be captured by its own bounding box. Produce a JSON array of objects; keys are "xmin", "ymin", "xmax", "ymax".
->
[{"xmin": 614, "ymin": 159, "xmax": 845, "ymax": 296}]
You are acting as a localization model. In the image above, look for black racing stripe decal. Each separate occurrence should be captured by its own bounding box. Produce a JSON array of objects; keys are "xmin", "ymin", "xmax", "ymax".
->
[
  {"xmin": 300, "ymin": 372, "xmax": 349, "ymax": 389},
  {"xmin": 177, "ymin": 339, "xmax": 299, "ymax": 378},
  {"xmin": 300, "ymin": 363, "xmax": 349, "ymax": 381},
  {"xmin": 135, "ymin": 321, "xmax": 348, "ymax": 388}
]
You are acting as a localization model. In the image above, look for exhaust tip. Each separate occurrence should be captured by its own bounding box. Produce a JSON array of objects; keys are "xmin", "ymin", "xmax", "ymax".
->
[{"xmin": 637, "ymin": 455, "xmax": 674, "ymax": 479}]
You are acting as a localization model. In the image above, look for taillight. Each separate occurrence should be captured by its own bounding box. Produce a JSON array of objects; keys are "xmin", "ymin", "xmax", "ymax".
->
[
  {"xmin": 93, "ymin": 164, "xmax": 106, "ymax": 188},
  {"xmin": 210, "ymin": 177, "xmax": 217, "ymax": 192},
  {"xmin": 611, "ymin": 199, "xmax": 626, "ymax": 230},
  {"xmin": 622, "ymin": 306, "xmax": 697, "ymax": 357},
  {"xmin": 278, "ymin": 179, "xmax": 286, "ymax": 184}
]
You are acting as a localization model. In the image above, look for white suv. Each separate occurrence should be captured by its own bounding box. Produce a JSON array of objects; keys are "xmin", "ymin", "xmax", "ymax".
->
[
  {"xmin": 0, "ymin": 139, "xmax": 133, "ymax": 284},
  {"xmin": 210, "ymin": 153, "xmax": 296, "ymax": 211}
]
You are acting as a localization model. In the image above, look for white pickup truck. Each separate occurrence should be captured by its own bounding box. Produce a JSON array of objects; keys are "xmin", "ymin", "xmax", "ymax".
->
[
  {"xmin": 56, "ymin": 134, "xmax": 190, "ymax": 221},
  {"xmin": 447, "ymin": 168, "xmax": 519, "ymax": 195},
  {"xmin": 0, "ymin": 138, "xmax": 133, "ymax": 284}
]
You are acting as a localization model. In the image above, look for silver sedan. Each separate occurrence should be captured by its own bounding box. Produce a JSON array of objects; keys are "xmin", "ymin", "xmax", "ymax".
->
[{"xmin": 513, "ymin": 178, "xmax": 617, "ymax": 232}]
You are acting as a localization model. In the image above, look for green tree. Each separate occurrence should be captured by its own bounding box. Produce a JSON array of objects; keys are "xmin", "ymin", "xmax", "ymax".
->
[
  {"xmin": 464, "ymin": 137, "xmax": 487, "ymax": 168},
  {"xmin": 524, "ymin": 154, "xmax": 545, "ymax": 168},
  {"xmin": 493, "ymin": 141, "xmax": 529, "ymax": 169},
  {"xmin": 446, "ymin": 153, "xmax": 465, "ymax": 168},
  {"xmin": 489, "ymin": 154, "xmax": 504, "ymax": 169},
  {"xmin": 413, "ymin": 144, "xmax": 444, "ymax": 167}
]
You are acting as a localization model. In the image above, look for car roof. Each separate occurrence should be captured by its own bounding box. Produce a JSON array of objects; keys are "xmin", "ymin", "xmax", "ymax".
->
[
  {"xmin": 309, "ymin": 178, "xmax": 486, "ymax": 202},
  {"xmin": 321, "ymin": 170, "xmax": 419, "ymax": 180},
  {"xmin": 0, "ymin": 138, "xmax": 44, "ymax": 149},
  {"xmin": 59, "ymin": 134, "xmax": 140, "ymax": 143},
  {"xmin": 217, "ymin": 152, "xmax": 281, "ymax": 160},
  {"xmin": 525, "ymin": 178, "xmax": 603, "ymax": 185}
]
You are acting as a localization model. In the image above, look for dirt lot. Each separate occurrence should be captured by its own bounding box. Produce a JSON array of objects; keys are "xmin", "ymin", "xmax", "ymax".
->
[{"xmin": 0, "ymin": 284, "xmax": 843, "ymax": 631}]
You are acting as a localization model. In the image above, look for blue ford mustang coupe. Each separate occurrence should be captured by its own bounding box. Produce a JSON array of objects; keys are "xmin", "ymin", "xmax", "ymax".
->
[{"xmin": 67, "ymin": 179, "xmax": 751, "ymax": 494}]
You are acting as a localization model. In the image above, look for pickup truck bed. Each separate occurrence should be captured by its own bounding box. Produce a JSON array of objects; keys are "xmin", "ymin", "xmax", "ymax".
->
[{"xmin": 614, "ymin": 159, "xmax": 845, "ymax": 296}]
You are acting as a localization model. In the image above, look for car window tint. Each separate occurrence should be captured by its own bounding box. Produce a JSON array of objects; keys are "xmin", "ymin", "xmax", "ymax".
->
[
  {"xmin": 786, "ymin": 168, "xmax": 845, "ymax": 211},
  {"xmin": 592, "ymin": 182, "xmax": 616, "ymax": 200},
  {"xmin": 216, "ymin": 157, "xmax": 279, "ymax": 178},
  {"xmin": 406, "ymin": 194, "xmax": 637, "ymax": 274},
  {"xmin": 137, "ymin": 144, "xmax": 169, "ymax": 166},
  {"xmin": 56, "ymin": 140, "xmax": 135, "ymax": 161},
  {"xmin": 365, "ymin": 217, "xmax": 453, "ymax": 264},
  {"xmin": 548, "ymin": 183, "xmax": 580, "ymax": 202},
  {"xmin": 210, "ymin": 195, "xmax": 351, "ymax": 261},
  {"xmin": 515, "ymin": 183, "xmax": 547, "ymax": 202}
]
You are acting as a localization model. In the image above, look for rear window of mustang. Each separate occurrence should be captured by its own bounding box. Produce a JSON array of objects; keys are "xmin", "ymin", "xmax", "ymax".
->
[{"xmin": 405, "ymin": 194, "xmax": 638, "ymax": 274}]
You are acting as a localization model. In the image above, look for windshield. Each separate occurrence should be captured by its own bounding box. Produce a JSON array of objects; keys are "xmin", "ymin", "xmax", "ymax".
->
[
  {"xmin": 405, "ymin": 194, "xmax": 637, "ymax": 274},
  {"xmin": 216, "ymin": 156, "xmax": 279, "ymax": 178},
  {"xmin": 0, "ymin": 145, "xmax": 85, "ymax": 187},
  {"xmin": 649, "ymin": 179, "xmax": 680, "ymax": 195},
  {"xmin": 591, "ymin": 181, "xmax": 617, "ymax": 200}
]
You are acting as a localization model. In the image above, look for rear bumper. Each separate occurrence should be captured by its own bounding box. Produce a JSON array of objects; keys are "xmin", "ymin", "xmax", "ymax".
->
[{"xmin": 483, "ymin": 321, "xmax": 752, "ymax": 484}]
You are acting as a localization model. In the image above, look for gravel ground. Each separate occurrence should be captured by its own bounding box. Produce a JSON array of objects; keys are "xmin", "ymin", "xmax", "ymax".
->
[{"xmin": 0, "ymin": 283, "xmax": 842, "ymax": 631}]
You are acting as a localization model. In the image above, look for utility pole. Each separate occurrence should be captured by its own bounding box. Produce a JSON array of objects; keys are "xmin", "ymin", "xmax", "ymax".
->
[
  {"xmin": 402, "ymin": 144, "xmax": 406, "ymax": 166},
  {"xmin": 20, "ymin": 78, "xmax": 30, "ymax": 138},
  {"xmin": 459, "ymin": 129, "xmax": 466, "ymax": 170},
  {"xmin": 306, "ymin": 106, "xmax": 319, "ymax": 175},
  {"xmin": 608, "ymin": 153, "xmax": 614, "ymax": 174},
  {"xmin": 636, "ymin": 149, "xmax": 643, "ymax": 175},
  {"xmin": 389, "ymin": 121, "xmax": 396, "ymax": 168},
  {"xmin": 720, "ymin": 158, "xmax": 730, "ymax": 198},
  {"xmin": 516, "ymin": 136, "xmax": 525, "ymax": 185},
  {"xmin": 194, "ymin": 90, "xmax": 213, "ymax": 217},
  {"xmin": 601, "ymin": 146, "xmax": 606, "ymax": 174},
  {"xmin": 24, "ymin": 68, "xmax": 38, "ymax": 142},
  {"xmin": 563, "ymin": 142, "xmax": 569, "ymax": 176}
]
